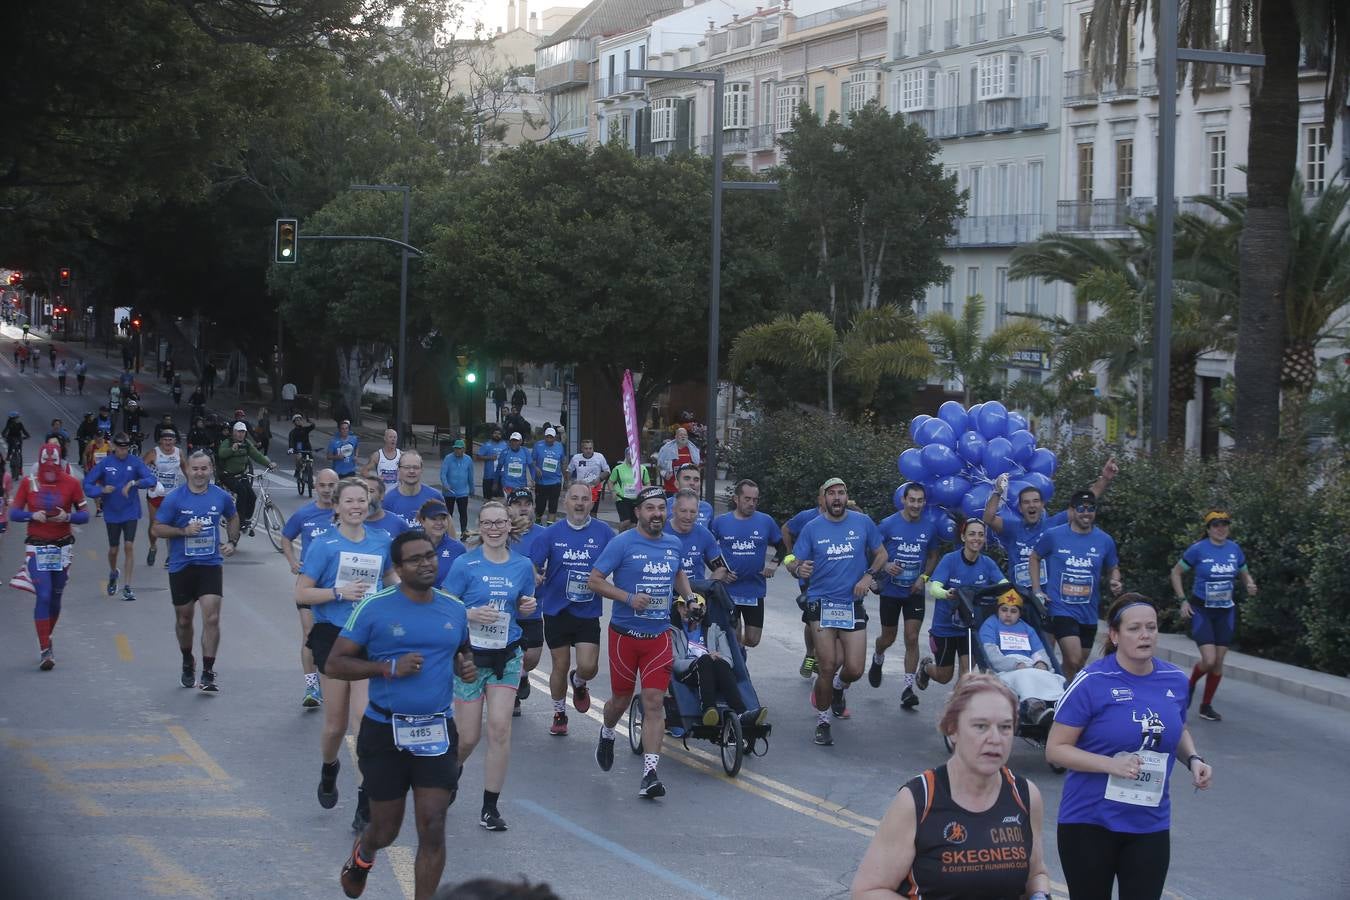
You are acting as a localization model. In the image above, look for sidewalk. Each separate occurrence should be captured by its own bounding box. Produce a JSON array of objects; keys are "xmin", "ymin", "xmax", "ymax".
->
[{"xmin": 1154, "ymin": 633, "xmax": 1350, "ymax": 712}]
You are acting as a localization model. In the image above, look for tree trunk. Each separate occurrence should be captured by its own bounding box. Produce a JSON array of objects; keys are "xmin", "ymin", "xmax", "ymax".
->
[
  {"xmin": 1279, "ymin": 340, "xmax": 1319, "ymax": 440},
  {"xmin": 1233, "ymin": 5, "xmax": 1299, "ymax": 449},
  {"xmin": 335, "ymin": 345, "xmax": 366, "ymax": 428}
]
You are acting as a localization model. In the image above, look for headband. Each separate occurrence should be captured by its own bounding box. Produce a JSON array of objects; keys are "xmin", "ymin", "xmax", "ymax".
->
[{"xmin": 1110, "ymin": 600, "xmax": 1154, "ymax": 626}]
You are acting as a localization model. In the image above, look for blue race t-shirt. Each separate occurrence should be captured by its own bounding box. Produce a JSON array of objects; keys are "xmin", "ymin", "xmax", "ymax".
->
[
  {"xmin": 792, "ymin": 510, "xmax": 883, "ymax": 602},
  {"xmin": 1034, "ymin": 525, "xmax": 1120, "ymax": 624},
  {"xmin": 83, "ymin": 453, "xmax": 157, "ymax": 523},
  {"xmin": 477, "ymin": 439, "xmax": 507, "ymax": 481},
  {"xmin": 785, "ymin": 506, "xmax": 822, "ymax": 590},
  {"xmin": 442, "ymin": 547, "xmax": 536, "ymax": 650},
  {"xmin": 282, "ymin": 501, "xmax": 336, "ymax": 560},
  {"xmin": 383, "ymin": 485, "xmax": 444, "ymax": 529},
  {"xmin": 433, "ymin": 533, "xmax": 467, "ymax": 589},
  {"xmin": 509, "ymin": 523, "xmax": 546, "ymax": 620},
  {"xmin": 665, "ymin": 495, "xmax": 714, "ymax": 528},
  {"xmin": 710, "ymin": 511, "xmax": 782, "ymax": 602},
  {"xmin": 663, "ymin": 522, "xmax": 723, "ymax": 581},
  {"xmin": 154, "ymin": 484, "xmax": 237, "ymax": 573},
  {"xmin": 340, "ymin": 586, "xmax": 470, "ymax": 723},
  {"xmin": 364, "ymin": 512, "xmax": 410, "ymax": 539},
  {"xmin": 533, "ymin": 441, "xmax": 566, "ymax": 486},
  {"xmin": 327, "ymin": 434, "xmax": 359, "ymax": 476},
  {"xmin": 1054, "ymin": 655, "xmax": 1191, "ymax": 834},
  {"xmin": 531, "ymin": 517, "xmax": 615, "ymax": 618},
  {"xmin": 997, "ymin": 510, "xmax": 1069, "ymax": 588},
  {"xmin": 592, "ymin": 527, "xmax": 684, "ymax": 636},
  {"xmin": 876, "ymin": 511, "xmax": 939, "ymax": 597},
  {"xmin": 497, "ymin": 446, "xmax": 532, "ymax": 489},
  {"xmin": 302, "ymin": 529, "xmax": 394, "ymax": 627},
  {"xmin": 929, "ymin": 550, "xmax": 1006, "ymax": 637},
  {"xmin": 977, "ymin": 616, "xmax": 1047, "ymax": 662},
  {"xmin": 1179, "ymin": 538, "xmax": 1246, "ymax": 608}
]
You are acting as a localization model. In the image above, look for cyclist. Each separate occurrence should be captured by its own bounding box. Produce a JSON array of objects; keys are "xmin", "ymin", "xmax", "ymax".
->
[
  {"xmin": 216, "ymin": 421, "xmax": 277, "ymax": 530},
  {"xmin": 281, "ymin": 467, "xmax": 341, "ymax": 709},
  {"xmin": 287, "ymin": 413, "xmax": 317, "ymax": 484},
  {"xmin": 869, "ymin": 482, "xmax": 941, "ymax": 710},
  {"xmin": 83, "ymin": 433, "xmax": 157, "ymax": 602},
  {"xmin": 1171, "ymin": 510, "xmax": 1259, "ymax": 722},
  {"xmin": 143, "ymin": 429, "xmax": 186, "ymax": 567},
  {"xmin": 4, "ymin": 412, "xmax": 30, "ymax": 475},
  {"xmin": 11, "ymin": 442, "xmax": 90, "ymax": 669}
]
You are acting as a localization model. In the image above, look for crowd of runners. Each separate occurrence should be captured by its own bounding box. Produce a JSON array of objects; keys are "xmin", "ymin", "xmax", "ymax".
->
[{"xmin": 4, "ymin": 374, "xmax": 1253, "ymax": 900}]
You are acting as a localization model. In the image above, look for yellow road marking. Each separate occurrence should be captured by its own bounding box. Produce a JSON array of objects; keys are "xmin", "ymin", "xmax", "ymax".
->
[
  {"xmin": 387, "ymin": 845, "xmax": 417, "ymax": 900},
  {"xmin": 166, "ymin": 724, "xmax": 229, "ymax": 781},
  {"xmin": 138, "ymin": 806, "xmax": 270, "ymax": 819},
  {"xmin": 5, "ymin": 733, "xmax": 163, "ymax": 748},
  {"xmin": 84, "ymin": 549, "xmax": 99, "ymax": 562},
  {"xmin": 115, "ymin": 633, "xmax": 134, "ymax": 661},
  {"xmin": 123, "ymin": 835, "xmax": 214, "ymax": 899},
  {"xmin": 1, "ymin": 745, "xmax": 108, "ymax": 816},
  {"xmin": 80, "ymin": 777, "xmax": 229, "ymax": 792},
  {"xmin": 64, "ymin": 753, "xmax": 192, "ymax": 770}
]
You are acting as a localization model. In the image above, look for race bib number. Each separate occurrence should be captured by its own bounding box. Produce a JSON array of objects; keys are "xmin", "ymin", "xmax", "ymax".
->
[
  {"xmin": 94, "ymin": 451, "xmax": 108, "ymax": 464},
  {"xmin": 1203, "ymin": 581, "xmax": 1233, "ymax": 608},
  {"xmin": 998, "ymin": 630, "xmax": 1032, "ymax": 652},
  {"xmin": 542, "ymin": 456, "xmax": 558, "ymax": 474},
  {"xmin": 185, "ymin": 524, "xmax": 216, "ymax": 557},
  {"xmin": 636, "ymin": 584, "xmax": 670, "ymax": 621},
  {"xmin": 339, "ymin": 444, "xmax": 353, "ymax": 459},
  {"xmin": 733, "ymin": 594, "xmax": 760, "ymax": 607},
  {"xmin": 819, "ymin": 597, "xmax": 855, "ymax": 630},
  {"xmin": 337, "ymin": 551, "xmax": 382, "ymax": 600},
  {"xmin": 506, "ymin": 460, "xmax": 524, "ymax": 478},
  {"xmin": 392, "ymin": 713, "xmax": 450, "ymax": 757},
  {"xmin": 469, "ymin": 606, "xmax": 511, "ymax": 649},
  {"xmin": 1104, "ymin": 750, "xmax": 1167, "ymax": 807},
  {"xmin": 381, "ymin": 469, "xmax": 398, "ymax": 485},
  {"xmin": 1060, "ymin": 571, "xmax": 1094, "ymax": 603},
  {"xmin": 565, "ymin": 569, "xmax": 593, "ymax": 604},
  {"xmin": 34, "ymin": 545, "xmax": 63, "ymax": 572},
  {"xmin": 1014, "ymin": 559, "xmax": 1047, "ymax": 588}
]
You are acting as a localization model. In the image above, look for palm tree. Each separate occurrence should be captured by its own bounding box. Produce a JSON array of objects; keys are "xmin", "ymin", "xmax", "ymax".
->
[
  {"xmin": 923, "ymin": 294, "xmax": 1049, "ymax": 404},
  {"xmin": 1083, "ymin": 0, "xmax": 1348, "ymax": 449},
  {"xmin": 729, "ymin": 305, "xmax": 935, "ymax": 415}
]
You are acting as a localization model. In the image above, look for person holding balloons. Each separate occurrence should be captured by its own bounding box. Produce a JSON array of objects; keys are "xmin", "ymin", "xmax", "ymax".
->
[{"xmin": 915, "ymin": 517, "xmax": 1008, "ymax": 695}]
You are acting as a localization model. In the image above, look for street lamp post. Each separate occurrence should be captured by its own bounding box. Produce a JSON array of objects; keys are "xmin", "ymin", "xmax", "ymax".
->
[{"xmin": 351, "ymin": 184, "xmax": 412, "ymax": 435}]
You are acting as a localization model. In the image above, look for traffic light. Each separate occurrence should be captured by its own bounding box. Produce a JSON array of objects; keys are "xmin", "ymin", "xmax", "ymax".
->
[
  {"xmin": 58, "ymin": 267, "xmax": 71, "ymax": 286},
  {"xmin": 6, "ymin": 272, "xmax": 19, "ymax": 286},
  {"xmin": 456, "ymin": 354, "xmax": 478, "ymax": 384},
  {"xmin": 275, "ymin": 218, "xmax": 298, "ymax": 264},
  {"xmin": 131, "ymin": 315, "xmax": 142, "ymax": 331}
]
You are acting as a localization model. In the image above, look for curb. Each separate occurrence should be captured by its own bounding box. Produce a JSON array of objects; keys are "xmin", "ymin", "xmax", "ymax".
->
[{"xmin": 1154, "ymin": 635, "xmax": 1350, "ymax": 712}]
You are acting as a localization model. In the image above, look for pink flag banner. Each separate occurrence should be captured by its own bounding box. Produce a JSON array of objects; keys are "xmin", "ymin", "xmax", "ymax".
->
[{"xmin": 621, "ymin": 369, "xmax": 643, "ymax": 491}]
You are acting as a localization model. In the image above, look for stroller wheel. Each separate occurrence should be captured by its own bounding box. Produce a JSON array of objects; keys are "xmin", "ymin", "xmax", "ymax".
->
[
  {"xmin": 627, "ymin": 695, "xmax": 643, "ymax": 755},
  {"xmin": 719, "ymin": 712, "xmax": 744, "ymax": 777}
]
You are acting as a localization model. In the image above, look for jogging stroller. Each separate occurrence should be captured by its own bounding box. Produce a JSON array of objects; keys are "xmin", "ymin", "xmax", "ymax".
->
[{"xmin": 625, "ymin": 579, "xmax": 770, "ymax": 777}]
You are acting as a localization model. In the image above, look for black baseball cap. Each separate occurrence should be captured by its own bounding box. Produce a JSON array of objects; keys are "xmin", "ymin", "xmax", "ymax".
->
[
  {"xmin": 508, "ymin": 488, "xmax": 534, "ymax": 504},
  {"xmin": 636, "ymin": 486, "xmax": 666, "ymax": 506},
  {"xmin": 1069, "ymin": 490, "xmax": 1096, "ymax": 507}
]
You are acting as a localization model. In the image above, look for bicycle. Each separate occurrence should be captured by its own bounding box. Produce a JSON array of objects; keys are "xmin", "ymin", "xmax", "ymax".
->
[
  {"xmin": 247, "ymin": 470, "xmax": 286, "ymax": 552},
  {"xmin": 7, "ymin": 442, "xmax": 22, "ymax": 479},
  {"xmin": 290, "ymin": 449, "xmax": 314, "ymax": 497}
]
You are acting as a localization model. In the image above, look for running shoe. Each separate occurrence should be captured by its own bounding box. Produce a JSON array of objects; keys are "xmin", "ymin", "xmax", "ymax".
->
[
  {"xmin": 637, "ymin": 770, "xmax": 665, "ymax": 799},
  {"xmin": 740, "ymin": 708, "xmax": 770, "ymax": 729},
  {"xmin": 1199, "ymin": 703, "xmax": 1222, "ymax": 722},
  {"xmin": 180, "ymin": 663, "xmax": 195, "ymax": 689},
  {"xmin": 596, "ymin": 735, "xmax": 615, "ymax": 772},
  {"xmin": 830, "ymin": 686, "xmax": 850, "ymax": 719},
  {"xmin": 121, "ymin": 586, "xmax": 136, "ymax": 602},
  {"xmin": 303, "ymin": 684, "xmax": 323, "ymax": 709},
  {"xmin": 339, "ymin": 838, "xmax": 373, "ymax": 899},
  {"xmin": 318, "ymin": 761, "xmax": 340, "ymax": 809},
  {"xmin": 799, "ymin": 655, "xmax": 816, "ymax": 678},
  {"xmin": 106, "ymin": 569, "xmax": 119, "ymax": 596},
  {"xmin": 146, "ymin": 545, "xmax": 157, "ymax": 566},
  {"xmin": 479, "ymin": 809, "xmax": 509, "ymax": 831},
  {"xmin": 199, "ymin": 670, "xmax": 218, "ymax": 693},
  {"xmin": 570, "ymin": 669, "xmax": 591, "ymax": 713},
  {"xmin": 550, "ymin": 712, "xmax": 568, "ymax": 736},
  {"xmin": 916, "ymin": 656, "xmax": 933, "ymax": 691},
  {"xmin": 813, "ymin": 721, "xmax": 833, "ymax": 746},
  {"xmin": 901, "ymin": 686, "xmax": 919, "ymax": 710},
  {"xmin": 867, "ymin": 657, "xmax": 883, "ymax": 688},
  {"xmin": 517, "ymin": 676, "xmax": 531, "ymax": 701},
  {"xmin": 701, "ymin": 707, "xmax": 720, "ymax": 727},
  {"xmin": 38, "ymin": 648, "xmax": 55, "ymax": 671}
]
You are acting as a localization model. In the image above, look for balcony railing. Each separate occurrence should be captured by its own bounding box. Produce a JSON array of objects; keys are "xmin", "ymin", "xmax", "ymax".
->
[
  {"xmin": 949, "ymin": 214, "xmax": 1050, "ymax": 247},
  {"xmin": 596, "ymin": 75, "xmax": 646, "ymax": 99},
  {"xmin": 894, "ymin": 30, "xmax": 907, "ymax": 58},
  {"xmin": 536, "ymin": 60, "xmax": 590, "ymax": 92},
  {"xmin": 1063, "ymin": 70, "xmax": 1098, "ymax": 105},
  {"xmin": 1057, "ymin": 198, "xmax": 1155, "ymax": 231},
  {"xmin": 970, "ymin": 12, "xmax": 987, "ymax": 42},
  {"xmin": 908, "ymin": 96, "xmax": 1049, "ymax": 139},
  {"xmin": 699, "ymin": 126, "xmax": 774, "ymax": 155},
  {"xmin": 944, "ymin": 18, "xmax": 961, "ymax": 47},
  {"xmin": 794, "ymin": 0, "xmax": 885, "ymax": 31},
  {"xmin": 1027, "ymin": 0, "xmax": 1047, "ymax": 31},
  {"xmin": 918, "ymin": 23, "xmax": 933, "ymax": 53},
  {"xmin": 1100, "ymin": 63, "xmax": 1139, "ymax": 100},
  {"xmin": 747, "ymin": 122, "xmax": 777, "ymax": 150},
  {"xmin": 1140, "ymin": 59, "xmax": 1158, "ymax": 95},
  {"xmin": 996, "ymin": 5, "xmax": 1016, "ymax": 37}
]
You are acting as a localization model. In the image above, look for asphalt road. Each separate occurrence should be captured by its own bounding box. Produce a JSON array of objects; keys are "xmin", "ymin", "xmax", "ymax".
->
[{"xmin": 1, "ymin": 337, "xmax": 1348, "ymax": 900}]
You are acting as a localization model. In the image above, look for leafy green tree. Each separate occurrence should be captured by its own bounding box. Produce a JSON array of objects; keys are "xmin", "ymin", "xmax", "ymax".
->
[{"xmin": 923, "ymin": 294, "xmax": 1048, "ymax": 405}]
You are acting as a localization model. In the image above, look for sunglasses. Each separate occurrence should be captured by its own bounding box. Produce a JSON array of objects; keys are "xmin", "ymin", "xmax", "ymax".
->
[{"xmin": 1073, "ymin": 503, "xmax": 1097, "ymax": 513}]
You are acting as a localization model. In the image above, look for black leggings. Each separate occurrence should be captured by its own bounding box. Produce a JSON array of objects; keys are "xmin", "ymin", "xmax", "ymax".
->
[
  {"xmin": 449, "ymin": 496, "xmax": 468, "ymax": 535},
  {"xmin": 1057, "ymin": 823, "xmax": 1170, "ymax": 900},
  {"xmin": 678, "ymin": 655, "xmax": 746, "ymax": 713}
]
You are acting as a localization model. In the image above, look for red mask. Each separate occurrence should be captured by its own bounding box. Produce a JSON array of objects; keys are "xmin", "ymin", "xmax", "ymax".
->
[{"xmin": 38, "ymin": 441, "xmax": 63, "ymax": 483}]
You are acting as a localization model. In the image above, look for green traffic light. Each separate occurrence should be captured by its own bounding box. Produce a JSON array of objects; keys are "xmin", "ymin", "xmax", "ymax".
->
[{"xmin": 465, "ymin": 372, "xmax": 477, "ymax": 384}]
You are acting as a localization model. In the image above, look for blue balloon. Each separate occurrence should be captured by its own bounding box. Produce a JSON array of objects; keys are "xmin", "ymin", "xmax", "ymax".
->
[
  {"xmin": 1022, "ymin": 471, "xmax": 1054, "ymax": 503},
  {"xmin": 921, "ymin": 442, "xmax": 962, "ymax": 478},
  {"xmin": 984, "ymin": 436, "xmax": 1015, "ymax": 476},
  {"xmin": 961, "ymin": 483, "xmax": 994, "ymax": 519},
  {"xmin": 977, "ymin": 400, "xmax": 1009, "ymax": 439},
  {"xmin": 937, "ymin": 400, "xmax": 969, "ymax": 436},
  {"xmin": 1008, "ymin": 479, "xmax": 1032, "ymax": 505},
  {"xmin": 1007, "ymin": 411, "xmax": 1029, "ymax": 434},
  {"xmin": 1008, "ymin": 429, "xmax": 1036, "ymax": 466},
  {"xmin": 898, "ymin": 447, "xmax": 928, "ymax": 482},
  {"xmin": 929, "ymin": 475, "xmax": 971, "ymax": 507},
  {"xmin": 909, "ymin": 414, "xmax": 932, "ymax": 438},
  {"xmin": 915, "ymin": 418, "xmax": 957, "ymax": 448},
  {"xmin": 967, "ymin": 402, "xmax": 985, "ymax": 427},
  {"xmin": 935, "ymin": 513, "xmax": 957, "ymax": 542},
  {"xmin": 957, "ymin": 430, "xmax": 986, "ymax": 467},
  {"xmin": 893, "ymin": 486, "xmax": 906, "ymax": 512},
  {"xmin": 1028, "ymin": 447, "xmax": 1057, "ymax": 477}
]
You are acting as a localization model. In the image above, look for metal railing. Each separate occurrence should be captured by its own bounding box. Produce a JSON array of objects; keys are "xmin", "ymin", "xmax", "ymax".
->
[
  {"xmin": 747, "ymin": 123, "xmax": 776, "ymax": 150},
  {"xmin": 1100, "ymin": 63, "xmax": 1139, "ymax": 100},
  {"xmin": 794, "ymin": 0, "xmax": 885, "ymax": 31},
  {"xmin": 944, "ymin": 18, "xmax": 961, "ymax": 47},
  {"xmin": 894, "ymin": 30, "xmax": 907, "ymax": 58},
  {"xmin": 1057, "ymin": 198, "xmax": 1153, "ymax": 231},
  {"xmin": 909, "ymin": 97, "xmax": 1049, "ymax": 139},
  {"xmin": 949, "ymin": 214, "xmax": 1050, "ymax": 247},
  {"xmin": 970, "ymin": 12, "xmax": 987, "ymax": 42},
  {"xmin": 596, "ymin": 75, "xmax": 646, "ymax": 98},
  {"xmin": 918, "ymin": 23, "xmax": 932, "ymax": 53},
  {"xmin": 996, "ymin": 5, "xmax": 1016, "ymax": 37},
  {"xmin": 536, "ymin": 60, "xmax": 590, "ymax": 92},
  {"xmin": 1063, "ymin": 70, "xmax": 1098, "ymax": 105}
]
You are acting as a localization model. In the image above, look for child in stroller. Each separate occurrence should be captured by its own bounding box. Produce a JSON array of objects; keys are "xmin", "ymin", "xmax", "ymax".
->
[
  {"xmin": 974, "ymin": 586, "xmax": 1065, "ymax": 730},
  {"xmin": 670, "ymin": 592, "xmax": 770, "ymax": 731}
]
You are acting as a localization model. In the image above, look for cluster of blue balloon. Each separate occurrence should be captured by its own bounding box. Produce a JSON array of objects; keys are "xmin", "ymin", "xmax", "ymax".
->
[{"xmin": 894, "ymin": 400, "xmax": 1058, "ymax": 537}]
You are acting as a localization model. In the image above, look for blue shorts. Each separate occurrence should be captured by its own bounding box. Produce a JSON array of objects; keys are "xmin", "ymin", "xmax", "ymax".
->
[
  {"xmin": 454, "ymin": 647, "xmax": 524, "ymax": 702},
  {"xmin": 1190, "ymin": 605, "xmax": 1236, "ymax": 647}
]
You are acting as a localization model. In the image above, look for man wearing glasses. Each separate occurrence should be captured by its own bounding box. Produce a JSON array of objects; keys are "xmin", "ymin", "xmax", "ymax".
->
[
  {"xmin": 1027, "ymin": 490, "xmax": 1123, "ymax": 681},
  {"xmin": 383, "ymin": 451, "xmax": 443, "ymax": 529}
]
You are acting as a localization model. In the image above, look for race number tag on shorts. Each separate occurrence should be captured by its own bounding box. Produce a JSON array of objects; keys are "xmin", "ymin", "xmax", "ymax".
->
[
  {"xmin": 1203, "ymin": 581, "xmax": 1233, "ymax": 608},
  {"xmin": 469, "ymin": 606, "xmax": 510, "ymax": 649},
  {"xmin": 34, "ymin": 545, "xmax": 63, "ymax": 572},
  {"xmin": 392, "ymin": 713, "xmax": 450, "ymax": 757},
  {"xmin": 185, "ymin": 524, "xmax": 216, "ymax": 557},
  {"xmin": 998, "ymin": 630, "xmax": 1033, "ymax": 652},
  {"xmin": 506, "ymin": 460, "xmax": 524, "ymax": 478},
  {"xmin": 819, "ymin": 597, "xmax": 855, "ymax": 630},
  {"xmin": 542, "ymin": 456, "xmax": 558, "ymax": 474},
  {"xmin": 1104, "ymin": 750, "xmax": 1167, "ymax": 807},
  {"xmin": 1060, "ymin": 571, "xmax": 1094, "ymax": 603},
  {"xmin": 337, "ymin": 552, "xmax": 382, "ymax": 600},
  {"xmin": 565, "ymin": 569, "xmax": 593, "ymax": 604},
  {"xmin": 733, "ymin": 594, "xmax": 760, "ymax": 607},
  {"xmin": 636, "ymin": 583, "xmax": 670, "ymax": 621}
]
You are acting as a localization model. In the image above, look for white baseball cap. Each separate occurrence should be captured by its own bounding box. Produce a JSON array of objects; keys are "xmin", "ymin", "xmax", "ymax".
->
[
  {"xmin": 232, "ymin": 421, "xmax": 248, "ymax": 432},
  {"xmin": 509, "ymin": 432, "xmax": 523, "ymax": 441},
  {"xmin": 544, "ymin": 427, "xmax": 556, "ymax": 436}
]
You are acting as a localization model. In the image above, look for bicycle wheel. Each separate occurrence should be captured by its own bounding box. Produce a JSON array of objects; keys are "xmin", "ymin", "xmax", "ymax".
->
[
  {"xmin": 263, "ymin": 500, "xmax": 285, "ymax": 552},
  {"xmin": 296, "ymin": 466, "xmax": 306, "ymax": 496}
]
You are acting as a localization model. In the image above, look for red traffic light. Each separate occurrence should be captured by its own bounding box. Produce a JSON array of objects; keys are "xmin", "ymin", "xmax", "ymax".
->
[
  {"xmin": 59, "ymin": 267, "xmax": 71, "ymax": 286},
  {"xmin": 131, "ymin": 317, "xmax": 142, "ymax": 330}
]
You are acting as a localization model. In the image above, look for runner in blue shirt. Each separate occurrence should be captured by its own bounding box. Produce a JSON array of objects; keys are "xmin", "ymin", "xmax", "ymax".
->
[
  {"xmin": 664, "ymin": 489, "xmax": 727, "ymax": 582},
  {"xmin": 326, "ymin": 420, "xmax": 359, "ymax": 477},
  {"xmin": 1170, "ymin": 510, "xmax": 1259, "ymax": 722},
  {"xmin": 474, "ymin": 426, "xmax": 507, "ymax": 500},
  {"xmin": 588, "ymin": 486, "xmax": 696, "ymax": 799},
  {"xmin": 382, "ymin": 451, "xmax": 443, "ymax": 529},
  {"xmin": 151, "ymin": 450, "xmax": 240, "ymax": 694},
  {"xmin": 296, "ymin": 477, "xmax": 396, "ymax": 834},
  {"xmin": 83, "ymin": 431, "xmax": 157, "ymax": 602},
  {"xmin": 497, "ymin": 432, "xmax": 532, "ymax": 493},
  {"xmin": 438, "ymin": 439, "xmax": 475, "ymax": 537},
  {"xmin": 664, "ymin": 463, "xmax": 713, "ymax": 527},
  {"xmin": 416, "ymin": 499, "xmax": 466, "ymax": 589},
  {"xmin": 532, "ymin": 427, "xmax": 566, "ymax": 525},
  {"xmin": 1047, "ymin": 595, "xmax": 1212, "ymax": 900},
  {"xmin": 530, "ymin": 482, "xmax": 615, "ymax": 736},
  {"xmin": 442, "ymin": 500, "xmax": 537, "ymax": 832},
  {"xmin": 279, "ymin": 466, "xmax": 340, "ymax": 710},
  {"xmin": 710, "ymin": 479, "xmax": 786, "ymax": 650},
  {"xmin": 505, "ymin": 487, "xmax": 547, "ymax": 717},
  {"xmin": 782, "ymin": 496, "xmax": 824, "ymax": 679},
  {"xmin": 360, "ymin": 474, "xmax": 410, "ymax": 539},
  {"xmin": 1028, "ymin": 490, "xmax": 1123, "ymax": 681},
  {"xmin": 785, "ymin": 477, "xmax": 886, "ymax": 746},
  {"xmin": 328, "ymin": 530, "xmax": 477, "ymax": 900},
  {"xmin": 916, "ymin": 517, "xmax": 1007, "ymax": 697},
  {"xmin": 868, "ymin": 482, "xmax": 941, "ymax": 709}
]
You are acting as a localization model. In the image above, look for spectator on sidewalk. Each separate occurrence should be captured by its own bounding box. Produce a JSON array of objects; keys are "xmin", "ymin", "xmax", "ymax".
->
[
  {"xmin": 203, "ymin": 361, "xmax": 217, "ymax": 397},
  {"xmin": 439, "ymin": 439, "xmax": 475, "ymax": 537},
  {"xmin": 491, "ymin": 383, "xmax": 507, "ymax": 421},
  {"xmin": 511, "ymin": 383, "xmax": 527, "ymax": 410}
]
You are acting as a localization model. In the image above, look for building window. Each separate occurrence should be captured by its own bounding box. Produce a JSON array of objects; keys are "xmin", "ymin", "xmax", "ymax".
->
[
  {"xmin": 943, "ymin": 278, "xmax": 954, "ymax": 314},
  {"xmin": 1025, "ymin": 277, "xmax": 1040, "ymax": 315},
  {"xmin": 967, "ymin": 165, "xmax": 982, "ymax": 216},
  {"xmin": 995, "ymin": 267, "xmax": 1009, "ymax": 326},
  {"xmin": 1305, "ymin": 124, "xmax": 1327, "ymax": 195},
  {"xmin": 775, "ymin": 84, "xmax": 803, "ymax": 131},
  {"xmin": 848, "ymin": 70, "xmax": 879, "ymax": 111},
  {"xmin": 1027, "ymin": 159, "xmax": 1044, "ymax": 213},
  {"xmin": 1077, "ymin": 142, "xmax": 1094, "ymax": 202},
  {"xmin": 1207, "ymin": 132, "xmax": 1227, "ymax": 197},
  {"xmin": 1115, "ymin": 139, "xmax": 1133, "ymax": 201},
  {"xmin": 761, "ymin": 81, "xmax": 774, "ymax": 125},
  {"xmin": 725, "ymin": 82, "xmax": 751, "ymax": 128},
  {"xmin": 898, "ymin": 68, "xmax": 936, "ymax": 111},
  {"xmin": 814, "ymin": 85, "xmax": 826, "ymax": 122},
  {"xmin": 978, "ymin": 53, "xmax": 1019, "ymax": 99},
  {"xmin": 966, "ymin": 266, "xmax": 981, "ymax": 301},
  {"xmin": 650, "ymin": 97, "xmax": 677, "ymax": 141},
  {"xmin": 1078, "ymin": 12, "xmax": 1092, "ymax": 69}
]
